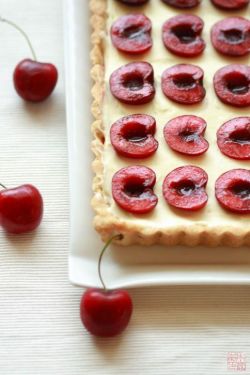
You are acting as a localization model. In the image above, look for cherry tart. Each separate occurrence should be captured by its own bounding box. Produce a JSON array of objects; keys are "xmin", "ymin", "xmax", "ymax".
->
[
  {"xmin": 211, "ymin": 17, "xmax": 250, "ymax": 57},
  {"xmin": 215, "ymin": 169, "xmax": 250, "ymax": 214},
  {"xmin": 217, "ymin": 117, "xmax": 250, "ymax": 160},
  {"xmin": 164, "ymin": 115, "xmax": 209, "ymax": 156},
  {"xmin": 163, "ymin": 166, "xmax": 208, "ymax": 211},
  {"xmin": 211, "ymin": 0, "xmax": 249, "ymax": 10},
  {"xmin": 111, "ymin": 14, "xmax": 152, "ymax": 55},
  {"xmin": 213, "ymin": 65, "xmax": 250, "ymax": 107},
  {"xmin": 110, "ymin": 114, "xmax": 158, "ymax": 158},
  {"xmin": 162, "ymin": 0, "xmax": 200, "ymax": 8},
  {"xmin": 162, "ymin": 15, "xmax": 205, "ymax": 58},
  {"xmin": 162, "ymin": 64, "xmax": 206, "ymax": 105},
  {"xmin": 112, "ymin": 166, "xmax": 158, "ymax": 214},
  {"xmin": 110, "ymin": 62, "xmax": 155, "ymax": 105}
]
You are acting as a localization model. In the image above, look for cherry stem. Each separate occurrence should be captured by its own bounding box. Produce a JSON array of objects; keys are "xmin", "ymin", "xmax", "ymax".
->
[
  {"xmin": 0, "ymin": 183, "xmax": 7, "ymax": 189},
  {"xmin": 0, "ymin": 16, "xmax": 37, "ymax": 61},
  {"xmin": 98, "ymin": 234, "xmax": 123, "ymax": 291}
]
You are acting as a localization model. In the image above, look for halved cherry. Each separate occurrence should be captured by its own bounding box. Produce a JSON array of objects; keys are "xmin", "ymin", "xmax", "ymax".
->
[
  {"xmin": 215, "ymin": 169, "xmax": 250, "ymax": 213},
  {"xmin": 163, "ymin": 166, "xmax": 208, "ymax": 211},
  {"xmin": 214, "ymin": 65, "xmax": 250, "ymax": 107},
  {"xmin": 112, "ymin": 166, "xmax": 158, "ymax": 214},
  {"xmin": 162, "ymin": 64, "xmax": 206, "ymax": 105},
  {"xmin": 162, "ymin": 15, "xmax": 205, "ymax": 58},
  {"xmin": 117, "ymin": 0, "xmax": 149, "ymax": 4},
  {"xmin": 164, "ymin": 115, "xmax": 209, "ymax": 156},
  {"xmin": 217, "ymin": 117, "xmax": 250, "ymax": 160},
  {"xmin": 110, "ymin": 114, "xmax": 158, "ymax": 158},
  {"xmin": 211, "ymin": 0, "xmax": 249, "ymax": 10},
  {"xmin": 211, "ymin": 17, "xmax": 250, "ymax": 57},
  {"xmin": 111, "ymin": 14, "xmax": 152, "ymax": 55},
  {"xmin": 162, "ymin": 0, "xmax": 200, "ymax": 8},
  {"xmin": 110, "ymin": 62, "xmax": 155, "ymax": 105}
]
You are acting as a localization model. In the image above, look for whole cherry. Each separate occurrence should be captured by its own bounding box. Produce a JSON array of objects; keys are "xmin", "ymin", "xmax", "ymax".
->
[
  {"xmin": 0, "ymin": 17, "xmax": 58, "ymax": 102},
  {"xmin": 0, "ymin": 183, "xmax": 43, "ymax": 234},
  {"xmin": 80, "ymin": 235, "xmax": 133, "ymax": 337}
]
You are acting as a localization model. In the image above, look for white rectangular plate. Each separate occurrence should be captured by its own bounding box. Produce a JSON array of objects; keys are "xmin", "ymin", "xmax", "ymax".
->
[{"xmin": 64, "ymin": 0, "xmax": 250, "ymax": 288}]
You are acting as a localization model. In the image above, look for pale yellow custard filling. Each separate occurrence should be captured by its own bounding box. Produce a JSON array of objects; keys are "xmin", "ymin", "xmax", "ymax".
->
[{"xmin": 102, "ymin": 0, "xmax": 250, "ymax": 232}]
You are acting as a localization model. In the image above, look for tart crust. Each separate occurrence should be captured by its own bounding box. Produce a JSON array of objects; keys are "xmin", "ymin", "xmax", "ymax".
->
[{"xmin": 90, "ymin": 0, "xmax": 250, "ymax": 246}]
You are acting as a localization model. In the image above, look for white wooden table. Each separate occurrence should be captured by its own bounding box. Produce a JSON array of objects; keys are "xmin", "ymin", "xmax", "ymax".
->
[{"xmin": 1, "ymin": 1, "xmax": 250, "ymax": 374}]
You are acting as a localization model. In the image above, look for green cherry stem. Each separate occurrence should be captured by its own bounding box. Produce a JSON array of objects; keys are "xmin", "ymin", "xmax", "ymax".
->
[
  {"xmin": 0, "ymin": 16, "xmax": 37, "ymax": 61},
  {"xmin": 0, "ymin": 183, "xmax": 7, "ymax": 189},
  {"xmin": 98, "ymin": 234, "xmax": 123, "ymax": 291}
]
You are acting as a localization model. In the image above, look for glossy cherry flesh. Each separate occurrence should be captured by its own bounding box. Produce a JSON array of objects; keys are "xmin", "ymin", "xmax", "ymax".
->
[
  {"xmin": 110, "ymin": 62, "xmax": 155, "ymax": 105},
  {"xmin": 80, "ymin": 288, "xmax": 133, "ymax": 337},
  {"xmin": 162, "ymin": 0, "xmax": 200, "ymax": 8},
  {"xmin": 163, "ymin": 166, "xmax": 208, "ymax": 211},
  {"xmin": 217, "ymin": 117, "xmax": 250, "ymax": 160},
  {"xmin": 118, "ymin": 0, "xmax": 149, "ymax": 4},
  {"xmin": 214, "ymin": 65, "xmax": 250, "ymax": 107},
  {"xmin": 211, "ymin": 0, "xmax": 249, "ymax": 10},
  {"xmin": 162, "ymin": 14, "xmax": 205, "ymax": 57},
  {"xmin": 215, "ymin": 169, "xmax": 250, "ymax": 214},
  {"xmin": 14, "ymin": 59, "xmax": 58, "ymax": 102},
  {"xmin": 0, "ymin": 184, "xmax": 43, "ymax": 234},
  {"xmin": 162, "ymin": 64, "xmax": 206, "ymax": 105},
  {"xmin": 111, "ymin": 14, "xmax": 152, "ymax": 54},
  {"xmin": 211, "ymin": 17, "xmax": 250, "ymax": 57},
  {"xmin": 164, "ymin": 115, "xmax": 209, "ymax": 156},
  {"xmin": 110, "ymin": 114, "xmax": 158, "ymax": 158},
  {"xmin": 112, "ymin": 166, "xmax": 158, "ymax": 214}
]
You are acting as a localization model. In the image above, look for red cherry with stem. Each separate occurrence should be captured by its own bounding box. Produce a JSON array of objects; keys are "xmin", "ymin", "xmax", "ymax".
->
[
  {"xmin": 0, "ymin": 183, "xmax": 43, "ymax": 234},
  {"xmin": 80, "ymin": 235, "xmax": 133, "ymax": 337},
  {"xmin": 0, "ymin": 17, "xmax": 58, "ymax": 102}
]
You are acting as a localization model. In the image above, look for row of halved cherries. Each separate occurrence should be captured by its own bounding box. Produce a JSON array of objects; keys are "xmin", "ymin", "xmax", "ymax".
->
[
  {"xmin": 112, "ymin": 165, "xmax": 250, "ymax": 214},
  {"xmin": 118, "ymin": 0, "xmax": 249, "ymax": 10},
  {"xmin": 112, "ymin": 14, "xmax": 250, "ymax": 58},
  {"xmin": 110, "ymin": 62, "xmax": 250, "ymax": 107},
  {"xmin": 111, "ymin": 115, "xmax": 250, "ymax": 160}
]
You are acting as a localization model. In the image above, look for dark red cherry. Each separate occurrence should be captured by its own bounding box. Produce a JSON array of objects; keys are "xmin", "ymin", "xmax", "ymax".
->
[
  {"xmin": 214, "ymin": 65, "xmax": 250, "ymax": 107},
  {"xmin": 117, "ymin": 0, "xmax": 149, "ymax": 4},
  {"xmin": 0, "ymin": 184, "xmax": 43, "ymax": 234},
  {"xmin": 164, "ymin": 115, "xmax": 209, "ymax": 156},
  {"xmin": 80, "ymin": 288, "xmax": 133, "ymax": 337},
  {"xmin": 162, "ymin": 0, "xmax": 200, "ymax": 8},
  {"xmin": 162, "ymin": 14, "xmax": 205, "ymax": 57},
  {"xmin": 211, "ymin": 17, "xmax": 250, "ymax": 57},
  {"xmin": 111, "ymin": 14, "xmax": 152, "ymax": 55},
  {"xmin": 217, "ymin": 117, "xmax": 250, "ymax": 160},
  {"xmin": 215, "ymin": 169, "xmax": 250, "ymax": 214},
  {"xmin": 112, "ymin": 166, "xmax": 158, "ymax": 214},
  {"xmin": 163, "ymin": 166, "xmax": 208, "ymax": 211},
  {"xmin": 211, "ymin": 0, "xmax": 249, "ymax": 10},
  {"xmin": 162, "ymin": 64, "xmax": 206, "ymax": 105},
  {"xmin": 110, "ymin": 62, "xmax": 155, "ymax": 105},
  {"xmin": 14, "ymin": 59, "xmax": 58, "ymax": 102},
  {"xmin": 110, "ymin": 114, "xmax": 158, "ymax": 158}
]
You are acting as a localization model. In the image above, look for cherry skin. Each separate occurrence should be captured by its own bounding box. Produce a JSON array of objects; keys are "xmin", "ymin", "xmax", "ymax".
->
[
  {"xmin": 14, "ymin": 59, "xmax": 58, "ymax": 102},
  {"xmin": 80, "ymin": 288, "xmax": 133, "ymax": 337},
  {"xmin": 0, "ymin": 184, "xmax": 43, "ymax": 234}
]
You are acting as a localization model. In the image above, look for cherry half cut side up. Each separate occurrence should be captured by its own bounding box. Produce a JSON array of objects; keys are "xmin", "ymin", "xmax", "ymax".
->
[
  {"xmin": 0, "ymin": 183, "xmax": 43, "ymax": 234},
  {"xmin": 162, "ymin": 14, "xmax": 205, "ymax": 58},
  {"xmin": 163, "ymin": 166, "xmax": 208, "ymax": 211},
  {"xmin": 110, "ymin": 62, "xmax": 155, "ymax": 105},
  {"xmin": 111, "ymin": 14, "xmax": 152, "ymax": 55},
  {"xmin": 110, "ymin": 114, "xmax": 158, "ymax": 158},
  {"xmin": 214, "ymin": 65, "xmax": 250, "ymax": 107},
  {"xmin": 80, "ymin": 234, "xmax": 133, "ymax": 337},
  {"xmin": 162, "ymin": 0, "xmax": 200, "ymax": 8},
  {"xmin": 164, "ymin": 115, "xmax": 209, "ymax": 156},
  {"xmin": 162, "ymin": 64, "xmax": 206, "ymax": 105},
  {"xmin": 112, "ymin": 165, "xmax": 158, "ymax": 214},
  {"xmin": 0, "ymin": 17, "xmax": 58, "ymax": 102},
  {"xmin": 215, "ymin": 169, "xmax": 250, "ymax": 213},
  {"xmin": 211, "ymin": 0, "xmax": 249, "ymax": 10},
  {"xmin": 217, "ymin": 117, "xmax": 250, "ymax": 160},
  {"xmin": 211, "ymin": 17, "xmax": 250, "ymax": 57}
]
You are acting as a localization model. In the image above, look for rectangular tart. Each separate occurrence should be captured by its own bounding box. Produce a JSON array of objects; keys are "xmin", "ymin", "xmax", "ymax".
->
[{"xmin": 90, "ymin": 0, "xmax": 250, "ymax": 246}]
